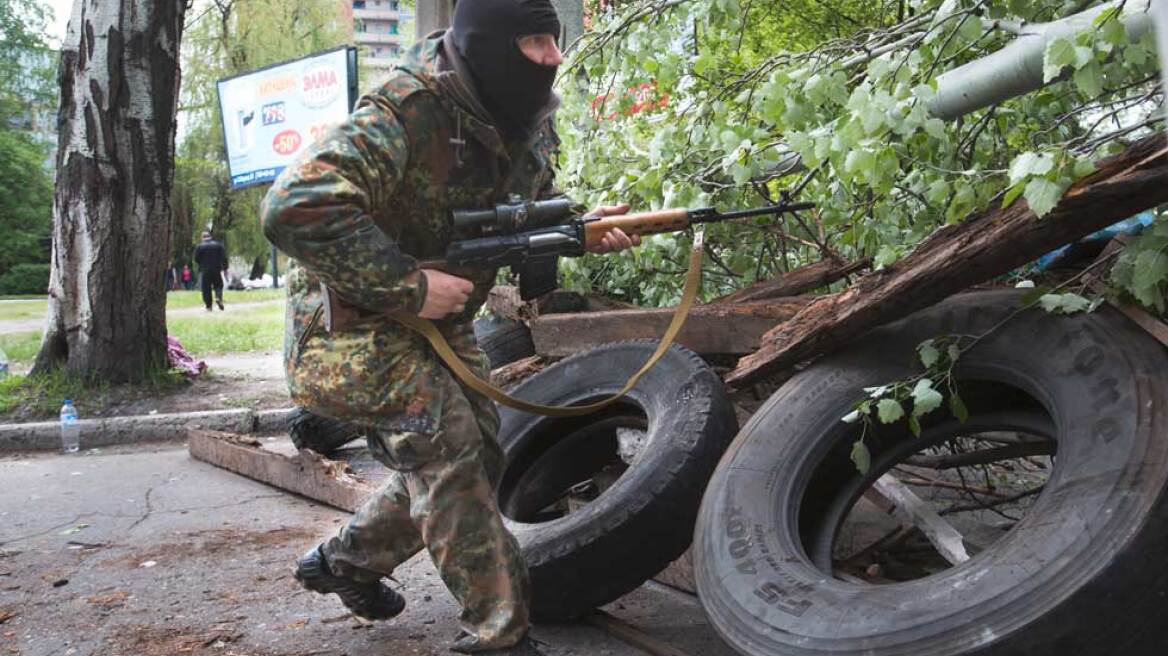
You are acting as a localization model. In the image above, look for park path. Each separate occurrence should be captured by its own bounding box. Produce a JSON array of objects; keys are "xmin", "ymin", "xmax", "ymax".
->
[{"xmin": 0, "ymin": 299, "xmax": 284, "ymax": 335}]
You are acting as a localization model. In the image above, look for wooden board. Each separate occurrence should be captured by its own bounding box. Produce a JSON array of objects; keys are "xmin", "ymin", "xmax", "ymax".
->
[
  {"xmin": 188, "ymin": 429, "xmax": 378, "ymax": 513},
  {"xmin": 531, "ymin": 298, "xmax": 810, "ymax": 358},
  {"xmin": 714, "ymin": 256, "xmax": 870, "ymax": 304},
  {"xmin": 189, "ymin": 428, "xmax": 698, "ymax": 593}
]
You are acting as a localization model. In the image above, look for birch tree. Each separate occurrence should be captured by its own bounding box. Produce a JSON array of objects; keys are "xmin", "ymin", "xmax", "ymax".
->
[
  {"xmin": 557, "ymin": 0, "xmax": 1164, "ymax": 310},
  {"xmin": 34, "ymin": 0, "xmax": 189, "ymax": 382}
]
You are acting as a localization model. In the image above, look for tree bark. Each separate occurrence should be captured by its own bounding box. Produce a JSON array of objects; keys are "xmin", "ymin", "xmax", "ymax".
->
[
  {"xmin": 727, "ymin": 132, "xmax": 1168, "ymax": 387},
  {"xmin": 34, "ymin": 0, "xmax": 188, "ymax": 383},
  {"xmin": 713, "ymin": 256, "xmax": 871, "ymax": 304}
]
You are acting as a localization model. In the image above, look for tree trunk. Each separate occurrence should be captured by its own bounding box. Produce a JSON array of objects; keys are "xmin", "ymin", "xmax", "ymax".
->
[
  {"xmin": 551, "ymin": 0, "xmax": 585, "ymax": 47},
  {"xmin": 34, "ymin": 0, "xmax": 188, "ymax": 383},
  {"xmin": 415, "ymin": 0, "xmax": 454, "ymax": 39}
]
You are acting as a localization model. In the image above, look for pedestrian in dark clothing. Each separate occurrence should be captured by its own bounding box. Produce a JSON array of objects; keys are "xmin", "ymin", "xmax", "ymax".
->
[{"xmin": 193, "ymin": 232, "xmax": 228, "ymax": 311}]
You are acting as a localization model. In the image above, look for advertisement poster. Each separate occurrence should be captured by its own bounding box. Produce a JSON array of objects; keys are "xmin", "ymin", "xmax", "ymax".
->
[{"xmin": 217, "ymin": 47, "xmax": 358, "ymax": 189}]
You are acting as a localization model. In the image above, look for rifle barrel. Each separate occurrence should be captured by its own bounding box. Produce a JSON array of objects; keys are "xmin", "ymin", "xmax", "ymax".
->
[{"xmin": 704, "ymin": 202, "xmax": 817, "ymax": 222}]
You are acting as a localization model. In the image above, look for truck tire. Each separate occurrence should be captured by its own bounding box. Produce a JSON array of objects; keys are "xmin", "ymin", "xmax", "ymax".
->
[
  {"xmin": 496, "ymin": 341, "xmax": 738, "ymax": 621},
  {"xmin": 474, "ymin": 315, "xmax": 536, "ymax": 370},
  {"xmin": 287, "ymin": 407, "xmax": 363, "ymax": 456},
  {"xmin": 694, "ymin": 290, "xmax": 1168, "ymax": 656}
]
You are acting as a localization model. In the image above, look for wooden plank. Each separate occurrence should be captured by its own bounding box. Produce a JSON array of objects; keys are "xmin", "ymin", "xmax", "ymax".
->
[
  {"xmin": 586, "ymin": 610, "xmax": 695, "ymax": 656},
  {"xmin": 188, "ymin": 429, "xmax": 376, "ymax": 513},
  {"xmin": 871, "ymin": 474, "xmax": 970, "ymax": 566},
  {"xmin": 1112, "ymin": 302, "xmax": 1168, "ymax": 348},
  {"xmin": 714, "ymin": 256, "xmax": 870, "ymax": 304},
  {"xmin": 727, "ymin": 134, "xmax": 1168, "ymax": 386},
  {"xmin": 531, "ymin": 298, "xmax": 810, "ymax": 358},
  {"xmin": 486, "ymin": 286, "xmax": 636, "ymax": 323}
]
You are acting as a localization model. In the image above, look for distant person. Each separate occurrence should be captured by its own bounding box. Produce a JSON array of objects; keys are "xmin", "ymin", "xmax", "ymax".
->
[
  {"xmin": 193, "ymin": 232, "xmax": 228, "ymax": 311},
  {"xmin": 181, "ymin": 264, "xmax": 193, "ymax": 290}
]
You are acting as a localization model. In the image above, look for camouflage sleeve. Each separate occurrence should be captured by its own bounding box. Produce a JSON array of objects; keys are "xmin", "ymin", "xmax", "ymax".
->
[{"xmin": 261, "ymin": 102, "xmax": 427, "ymax": 314}]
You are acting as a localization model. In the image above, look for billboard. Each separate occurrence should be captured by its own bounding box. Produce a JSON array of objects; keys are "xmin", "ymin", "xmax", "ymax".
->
[{"xmin": 217, "ymin": 47, "xmax": 358, "ymax": 189}]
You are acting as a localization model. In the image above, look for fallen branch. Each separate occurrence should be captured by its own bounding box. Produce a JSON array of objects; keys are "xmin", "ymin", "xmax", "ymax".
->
[
  {"xmin": 905, "ymin": 442, "xmax": 1055, "ymax": 469},
  {"xmin": 727, "ymin": 132, "xmax": 1168, "ymax": 387},
  {"xmin": 940, "ymin": 485, "xmax": 1045, "ymax": 515},
  {"xmin": 714, "ymin": 256, "xmax": 871, "ymax": 303}
]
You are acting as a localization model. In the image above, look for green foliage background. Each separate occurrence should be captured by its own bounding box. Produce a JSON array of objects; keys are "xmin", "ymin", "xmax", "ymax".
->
[
  {"xmin": 556, "ymin": 0, "xmax": 1165, "ymax": 309},
  {"xmin": 0, "ymin": 0, "xmax": 54, "ymax": 291},
  {"xmin": 173, "ymin": 0, "xmax": 350, "ymax": 273}
]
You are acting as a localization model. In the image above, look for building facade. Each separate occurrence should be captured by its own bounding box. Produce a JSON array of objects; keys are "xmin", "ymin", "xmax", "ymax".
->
[{"xmin": 349, "ymin": 0, "xmax": 411, "ymax": 73}]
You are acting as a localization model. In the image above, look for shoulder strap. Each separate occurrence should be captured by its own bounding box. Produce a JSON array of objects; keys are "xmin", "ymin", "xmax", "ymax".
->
[{"xmin": 388, "ymin": 232, "xmax": 706, "ymax": 417}]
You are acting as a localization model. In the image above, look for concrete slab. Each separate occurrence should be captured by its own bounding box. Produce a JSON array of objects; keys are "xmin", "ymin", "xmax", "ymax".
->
[{"xmin": 0, "ymin": 445, "xmax": 728, "ymax": 656}]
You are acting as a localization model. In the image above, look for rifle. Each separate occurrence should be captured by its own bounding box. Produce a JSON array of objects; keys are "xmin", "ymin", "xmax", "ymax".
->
[{"xmin": 422, "ymin": 196, "xmax": 817, "ymax": 300}]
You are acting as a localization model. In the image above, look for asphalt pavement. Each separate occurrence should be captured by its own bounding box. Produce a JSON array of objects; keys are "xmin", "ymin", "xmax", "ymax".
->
[{"xmin": 0, "ymin": 443, "xmax": 733, "ymax": 656}]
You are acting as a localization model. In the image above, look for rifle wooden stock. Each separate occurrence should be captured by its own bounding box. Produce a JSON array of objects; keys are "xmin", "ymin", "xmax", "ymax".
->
[{"xmin": 583, "ymin": 209, "xmax": 691, "ymax": 247}]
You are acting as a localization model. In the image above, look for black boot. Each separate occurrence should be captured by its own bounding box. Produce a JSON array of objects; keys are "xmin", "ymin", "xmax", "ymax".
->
[
  {"xmin": 451, "ymin": 634, "xmax": 543, "ymax": 655},
  {"xmin": 294, "ymin": 546, "xmax": 405, "ymax": 621}
]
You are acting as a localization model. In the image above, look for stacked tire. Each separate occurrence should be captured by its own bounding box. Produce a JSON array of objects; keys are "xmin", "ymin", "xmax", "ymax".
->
[
  {"xmin": 494, "ymin": 341, "xmax": 738, "ymax": 620},
  {"xmin": 694, "ymin": 291, "xmax": 1168, "ymax": 656}
]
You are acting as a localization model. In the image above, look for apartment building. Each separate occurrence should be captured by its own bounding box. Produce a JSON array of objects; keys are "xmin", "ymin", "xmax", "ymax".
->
[{"xmin": 350, "ymin": 0, "xmax": 411, "ymax": 72}]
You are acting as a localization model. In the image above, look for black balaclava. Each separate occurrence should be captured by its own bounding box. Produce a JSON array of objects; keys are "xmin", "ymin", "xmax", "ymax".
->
[{"xmin": 451, "ymin": 0, "xmax": 561, "ymax": 141}]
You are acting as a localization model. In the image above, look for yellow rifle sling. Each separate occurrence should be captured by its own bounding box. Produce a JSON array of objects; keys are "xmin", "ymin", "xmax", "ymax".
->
[{"xmin": 388, "ymin": 232, "xmax": 706, "ymax": 417}]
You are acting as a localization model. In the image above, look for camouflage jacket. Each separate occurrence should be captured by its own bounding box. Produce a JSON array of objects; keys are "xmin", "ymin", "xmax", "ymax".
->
[{"xmin": 261, "ymin": 31, "xmax": 562, "ymax": 434}]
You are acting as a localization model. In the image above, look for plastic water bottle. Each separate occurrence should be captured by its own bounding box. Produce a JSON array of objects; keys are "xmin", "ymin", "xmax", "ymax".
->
[
  {"xmin": 60, "ymin": 400, "xmax": 80, "ymax": 453},
  {"xmin": 0, "ymin": 347, "xmax": 8, "ymax": 381}
]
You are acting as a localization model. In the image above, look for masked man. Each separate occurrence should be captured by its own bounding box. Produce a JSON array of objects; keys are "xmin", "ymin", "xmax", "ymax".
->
[{"xmin": 261, "ymin": 1, "xmax": 638, "ymax": 653}]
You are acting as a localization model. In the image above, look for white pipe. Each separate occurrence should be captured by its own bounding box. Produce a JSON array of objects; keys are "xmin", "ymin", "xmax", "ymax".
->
[
  {"xmin": 929, "ymin": 0, "xmax": 1155, "ymax": 120},
  {"xmin": 1155, "ymin": 0, "xmax": 1168, "ymax": 115}
]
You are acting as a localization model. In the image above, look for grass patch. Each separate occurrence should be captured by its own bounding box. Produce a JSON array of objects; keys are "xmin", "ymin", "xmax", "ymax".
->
[
  {"xmin": 0, "ymin": 367, "xmax": 189, "ymax": 421},
  {"xmin": 0, "ymin": 289, "xmax": 285, "ymax": 322},
  {"xmin": 165, "ymin": 288, "xmax": 285, "ymax": 310},
  {"xmin": 1, "ymin": 297, "xmax": 286, "ymax": 367},
  {"xmin": 0, "ymin": 299, "xmax": 48, "ymax": 322},
  {"xmin": 167, "ymin": 303, "xmax": 285, "ymax": 355},
  {"xmin": 0, "ymin": 330, "xmax": 40, "ymax": 365}
]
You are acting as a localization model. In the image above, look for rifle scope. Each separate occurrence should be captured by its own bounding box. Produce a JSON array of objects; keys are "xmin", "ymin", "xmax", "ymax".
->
[{"xmin": 452, "ymin": 198, "xmax": 575, "ymax": 234}]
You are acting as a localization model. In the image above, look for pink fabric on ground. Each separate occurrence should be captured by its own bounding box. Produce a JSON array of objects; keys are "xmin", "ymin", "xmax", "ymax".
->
[{"xmin": 167, "ymin": 336, "xmax": 207, "ymax": 379}]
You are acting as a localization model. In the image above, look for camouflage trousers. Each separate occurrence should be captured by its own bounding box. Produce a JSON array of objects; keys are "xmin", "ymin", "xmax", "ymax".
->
[{"xmin": 320, "ymin": 368, "xmax": 531, "ymax": 649}]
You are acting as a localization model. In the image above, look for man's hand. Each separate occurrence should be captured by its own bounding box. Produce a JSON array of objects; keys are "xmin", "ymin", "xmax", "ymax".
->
[
  {"xmin": 415, "ymin": 269, "xmax": 474, "ymax": 319},
  {"xmin": 586, "ymin": 203, "xmax": 643, "ymax": 254}
]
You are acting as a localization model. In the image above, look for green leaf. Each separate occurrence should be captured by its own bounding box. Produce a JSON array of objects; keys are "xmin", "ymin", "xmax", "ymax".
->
[
  {"xmin": 1073, "ymin": 62, "xmax": 1104, "ymax": 98},
  {"xmin": 949, "ymin": 393, "xmax": 970, "ymax": 423},
  {"xmin": 918, "ymin": 341, "xmax": 941, "ymax": 368},
  {"xmin": 1001, "ymin": 182, "xmax": 1026, "ymax": 209},
  {"xmin": 877, "ymin": 398, "xmax": 906, "ymax": 424},
  {"xmin": 1044, "ymin": 38, "xmax": 1076, "ymax": 82},
  {"xmin": 1073, "ymin": 158, "xmax": 1097, "ymax": 179},
  {"xmin": 1009, "ymin": 152, "xmax": 1054, "ymax": 185},
  {"xmin": 1023, "ymin": 178, "xmax": 1066, "ymax": 217},
  {"xmin": 1038, "ymin": 293, "xmax": 1094, "ymax": 314},
  {"xmin": 908, "ymin": 415, "xmax": 922, "ymax": 438},
  {"xmin": 947, "ymin": 344, "xmax": 962, "ymax": 364},
  {"xmin": 911, "ymin": 379, "xmax": 944, "ymax": 417},
  {"xmin": 850, "ymin": 440, "xmax": 872, "ymax": 474},
  {"xmin": 957, "ymin": 15, "xmax": 983, "ymax": 43},
  {"xmin": 1132, "ymin": 250, "xmax": 1168, "ymax": 293},
  {"xmin": 924, "ymin": 118, "xmax": 946, "ymax": 139}
]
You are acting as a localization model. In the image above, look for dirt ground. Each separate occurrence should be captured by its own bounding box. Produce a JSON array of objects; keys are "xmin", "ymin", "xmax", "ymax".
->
[
  {"xmin": 101, "ymin": 352, "xmax": 292, "ymax": 418},
  {"xmin": 0, "ymin": 443, "xmax": 735, "ymax": 656},
  {"xmin": 0, "ymin": 352, "xmax": 291, "ymax": 423}
]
